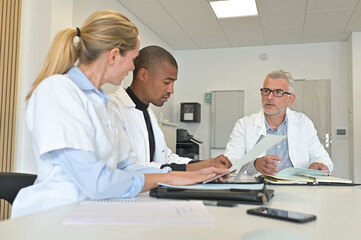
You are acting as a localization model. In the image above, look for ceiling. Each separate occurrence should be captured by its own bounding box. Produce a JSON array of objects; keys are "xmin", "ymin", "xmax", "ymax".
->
[{"xmin": 117, "ymin": 0, "xmax": 361, "ymax": 50}]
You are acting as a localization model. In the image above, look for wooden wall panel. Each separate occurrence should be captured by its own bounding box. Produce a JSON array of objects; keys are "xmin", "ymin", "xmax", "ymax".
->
[{"xmin": 0, "ymin": 0, "xmax": 22, "ymax": 220}]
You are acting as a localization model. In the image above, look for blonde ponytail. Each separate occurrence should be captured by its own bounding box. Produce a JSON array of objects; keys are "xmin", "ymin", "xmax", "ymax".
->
[
  {"xmin": 26, "ymin": 29, "xmax": 79, "ymax": 100},
  {"xmin": 26, "ymin": 9, "xmax": 138, "ymax": 101}
]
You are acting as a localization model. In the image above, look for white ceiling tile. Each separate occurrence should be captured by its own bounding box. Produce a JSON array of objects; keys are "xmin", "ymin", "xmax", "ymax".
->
[
  {"xmin": 116, "ymin": 0, "xmax": 361, "ymax": 49},
  {"xmin": 129, "ymin": 6, "xmax": 198, "ymax": 49},
  {"xmin": 159, "ymin": 0, "xmax": 215, "ymax": 22},
  {"xmin": 159, "ymin": 0, "xmax": 230, "ymax": 48},
  {"xmin": 261, "ymin": 12, "xmax": 305, "ymax": 29},
  {"xmin": 305, "ymin": 9, "xmax": 354, "ymax": 28},
  {"xmin": 256, "ymin": 0, "xmax": 307, "ymax": 14},
  {"xmin": 263, "ymin": 27, "xmax": 303, "ymax": 45},
  {"xmin": 159, "ymin": 0, "xmax": 205, "ymax": 5},
  {"xmin": 117, "ymin": 0, "xmax": 160, "ymax": 9},
  {"xmin": 219, "ymin": 16, "xmax": 262, "ymax": 30},
  {"xmin": 303, "ymin": 26, "xmax": 343, "ymax": 42},
  {"xmin": 307, "ymin": 0, "xmax": 358, "ymax": 11},
  {"xmin": 345, "ymin": 2, "xmax": 361, "ymax": 32},
  {"xmin": 218, "ymin": 16, "xmax": 265, "ymax": 46},
  {"xmin": 228, "ymin": 28, "xmax": 265, "ymax": 47}
]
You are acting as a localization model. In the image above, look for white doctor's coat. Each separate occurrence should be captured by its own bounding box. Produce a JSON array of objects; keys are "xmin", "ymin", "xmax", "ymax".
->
[
  {"xmin": 224, "ymin": 108, "xmax": 333, "ymax": 173},
  {"xmin": 12, "ymin": 69, "xmax": 145, "ymax": 218},
  {"xmin": 107, "ymin": 87, "xmax": 191, "ymax": 168}
]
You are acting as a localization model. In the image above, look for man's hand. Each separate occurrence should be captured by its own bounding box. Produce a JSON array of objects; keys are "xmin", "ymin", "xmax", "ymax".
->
[
  {"xmin": 309, "ymin": 162, "xmax": 329, "ymax": 173},
  {"xmin": 167, "ymin": 167, "xmax": 230, "ymax": 185},
  {"xmin": 213, "ymin": 155, "xmax": 233, "ymax": 168},
  {"xmin": 186, "ymin": 155, "xmax": 232, "ymax": 171},
  {"xmin": 254, "ymin": 155, "xmax": 282, "ymax": 175}
]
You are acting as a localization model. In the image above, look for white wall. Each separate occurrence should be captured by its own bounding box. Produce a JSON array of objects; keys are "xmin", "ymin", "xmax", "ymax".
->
[{"xmin": 173, "ymin": 42, "xmax": 350, "ymax": 178}]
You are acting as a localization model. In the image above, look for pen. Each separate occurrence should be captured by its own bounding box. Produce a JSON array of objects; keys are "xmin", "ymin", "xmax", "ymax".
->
[{"xmin": 203, "ymin": 200, "xmax": 237, "ymax": 207}]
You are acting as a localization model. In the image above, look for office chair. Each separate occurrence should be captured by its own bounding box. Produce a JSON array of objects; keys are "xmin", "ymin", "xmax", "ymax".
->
[{"xmin": 0, "ymin": 172, "xmax": 37, "ymax": 205}]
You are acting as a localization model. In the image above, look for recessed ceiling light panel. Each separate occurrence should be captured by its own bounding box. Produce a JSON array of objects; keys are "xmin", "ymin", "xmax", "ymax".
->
[{"xmin": 210, "ymin": 0, "xmax": 258, "ymax": 19}]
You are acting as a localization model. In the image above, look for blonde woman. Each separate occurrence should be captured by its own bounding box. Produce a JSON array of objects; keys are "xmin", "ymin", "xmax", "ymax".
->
[{"xmin": 12, "ymin": 10, "xmax": 227, "ymax": 218}]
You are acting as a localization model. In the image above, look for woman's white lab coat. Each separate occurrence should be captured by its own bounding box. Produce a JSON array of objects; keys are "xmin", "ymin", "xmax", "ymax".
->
[
  {"xmin": 11, "ymin": 69, "xmax": 146, "ymax": 218},
  {"xmin": 224, "ymin": 108, "xmax": 333, "ymax": 172},
  {"xmin": 107, "ymin": 87, "xmax": 191, "ymax": 168}
]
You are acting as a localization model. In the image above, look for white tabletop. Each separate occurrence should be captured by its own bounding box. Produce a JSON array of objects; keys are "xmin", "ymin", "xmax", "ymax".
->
[{"xmin": 1, "ymin": 185, "xmax": 361, "ymax": 240}]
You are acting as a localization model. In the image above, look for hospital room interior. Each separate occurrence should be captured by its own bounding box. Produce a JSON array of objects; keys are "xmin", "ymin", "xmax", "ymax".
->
[{"xmin": 3, "ymin": 0, "xmax": 361, "ymax": 186}]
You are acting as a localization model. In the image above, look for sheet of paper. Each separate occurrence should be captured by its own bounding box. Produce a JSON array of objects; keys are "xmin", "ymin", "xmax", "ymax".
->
[
  {"xmin": 276, "ymin": 167, "xmax": 329, "ymax": 177},
  {"xmin": 229, "ymin": 135, "xmax": 286, "ymax": 172},
  {"xmin": 62, "ymin": 199, "xmax": 214, "ymax": 225},
  {"xmin": 158, "ymin": 183, "xmax": 264, "ymax": 190},
  {"xmin": 203, "ymin": 135, "xmax": 286, "ymax": 183}
]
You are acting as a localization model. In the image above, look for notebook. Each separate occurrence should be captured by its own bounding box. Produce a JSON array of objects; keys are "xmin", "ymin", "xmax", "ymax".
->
[
  {"xmin": 62, "ymin": 199, "xmax": 215, "ymax": 225},
  {"xmin": 260, "ymin": 167, "xmax": 356, "ymax": 185}
]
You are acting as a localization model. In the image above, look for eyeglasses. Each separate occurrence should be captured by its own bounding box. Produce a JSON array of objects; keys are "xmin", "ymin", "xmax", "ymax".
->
[{"xmin": 260, "ymin": 88, "xmax": 292, "ymax": 97}]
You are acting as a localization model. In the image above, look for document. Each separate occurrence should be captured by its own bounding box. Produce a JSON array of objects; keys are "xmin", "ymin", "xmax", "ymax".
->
[
  {"xmin": 262, "ymin": 167, "xmax": 353, "ymax": 185},
  {"xmin": 203, "ymin": 135, "xmax": 286, "ymax": 183},
  {"xmin": 62, "ymin": 199, "xmax": 215, "ymax": 225}
]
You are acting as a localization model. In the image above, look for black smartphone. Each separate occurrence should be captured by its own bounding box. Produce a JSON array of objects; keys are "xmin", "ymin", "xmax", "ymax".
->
[{"xmin": 247, "ymin": 207, "xmax": 316, "ymax": 223}]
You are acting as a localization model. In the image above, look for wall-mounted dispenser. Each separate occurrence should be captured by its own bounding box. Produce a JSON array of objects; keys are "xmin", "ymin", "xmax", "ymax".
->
[{"xmin": 180, "ymin": 102, "xmax": 201, "ymax": 123}]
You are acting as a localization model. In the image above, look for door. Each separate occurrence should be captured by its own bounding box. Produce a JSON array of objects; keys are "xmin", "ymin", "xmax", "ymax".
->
[
  {"xmin": 210, "ymin": 90, "xmax": 244, "ymax": 157},
  {"xmin": 289, "ymin": 80, "xmax": 331, "ymax": 156}
]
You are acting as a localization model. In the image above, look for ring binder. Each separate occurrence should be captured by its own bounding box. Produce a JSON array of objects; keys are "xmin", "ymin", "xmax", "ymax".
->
[{"xmin": 294, "ymin": 173, "xmax": 318, "ymax": 184}]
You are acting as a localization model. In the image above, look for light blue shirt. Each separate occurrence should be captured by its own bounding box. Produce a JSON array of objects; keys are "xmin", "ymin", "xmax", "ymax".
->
[
  {"xmin": 265, "ymin": 116, "xmax": 293, "ymax": 170},
  {"xmin": 50, "ymin": 148, "xmax": 167, "ymax": 199},
  {"xmin": 68, "ymin": 66, "xmax": 110, "ymax": 104},
  {"xmin": 246, "ymin": 114, "xmax": 293, "ymax": 174}
]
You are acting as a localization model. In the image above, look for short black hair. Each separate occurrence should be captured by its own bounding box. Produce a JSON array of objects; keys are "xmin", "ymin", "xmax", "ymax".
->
[{"xmin": 133, "ymin": 45, "xmax": 178, "ymax": 79}]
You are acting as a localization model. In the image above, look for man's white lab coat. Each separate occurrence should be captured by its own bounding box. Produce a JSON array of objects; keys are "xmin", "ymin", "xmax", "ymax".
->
[
  {"xmin": 224, "ymin": 108, "xmax": 333, "ymax": 173},
  {"xmin": 107, "ymin": 87, "xmax": 191, "ymax": 168}
]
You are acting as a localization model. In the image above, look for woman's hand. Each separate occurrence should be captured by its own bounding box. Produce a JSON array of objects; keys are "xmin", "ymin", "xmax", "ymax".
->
[{"xmin": 142, "ymin": 167, "xmax": 230, "ymax": 192}]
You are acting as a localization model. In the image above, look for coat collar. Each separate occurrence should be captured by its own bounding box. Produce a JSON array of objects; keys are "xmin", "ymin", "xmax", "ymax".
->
[
  {"xmin": 113, "ymin": 87, "xmax": 135, "ymax": 108},
  {"xmin": 255, "ymin": 107, "xmax": 293, "ymax": 136},
  {"xmin": 67, "ymin": 66, "xmax": 109, "ymax": 104}
]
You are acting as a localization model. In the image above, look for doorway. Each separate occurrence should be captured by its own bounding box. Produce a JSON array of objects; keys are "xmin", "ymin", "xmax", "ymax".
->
[{"xmin": 289, "ymin": 79, "xmax": 331, "ymax": 156}]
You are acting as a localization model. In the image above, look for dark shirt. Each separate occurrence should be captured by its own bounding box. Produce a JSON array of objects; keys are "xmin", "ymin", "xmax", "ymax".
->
[{"xmin": 160, "ymin": 159, "xmax": 200, "ymax": 171}]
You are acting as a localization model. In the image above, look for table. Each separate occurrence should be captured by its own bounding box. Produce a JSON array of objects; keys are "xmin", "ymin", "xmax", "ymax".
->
[{"xmin": 1, "ymin": 185, "xmax": 361, "ymax": 240}]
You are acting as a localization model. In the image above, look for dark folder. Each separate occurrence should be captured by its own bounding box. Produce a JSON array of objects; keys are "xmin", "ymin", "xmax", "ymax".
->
[{"xmin": 149, "ymin": 184, "xmax": 274, "ymax": 205}]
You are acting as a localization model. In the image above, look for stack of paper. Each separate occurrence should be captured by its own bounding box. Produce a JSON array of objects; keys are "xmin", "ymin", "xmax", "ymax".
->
[{"xmin": 62, "ymin": 199, "xmax": 215, "ymax": 225}]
